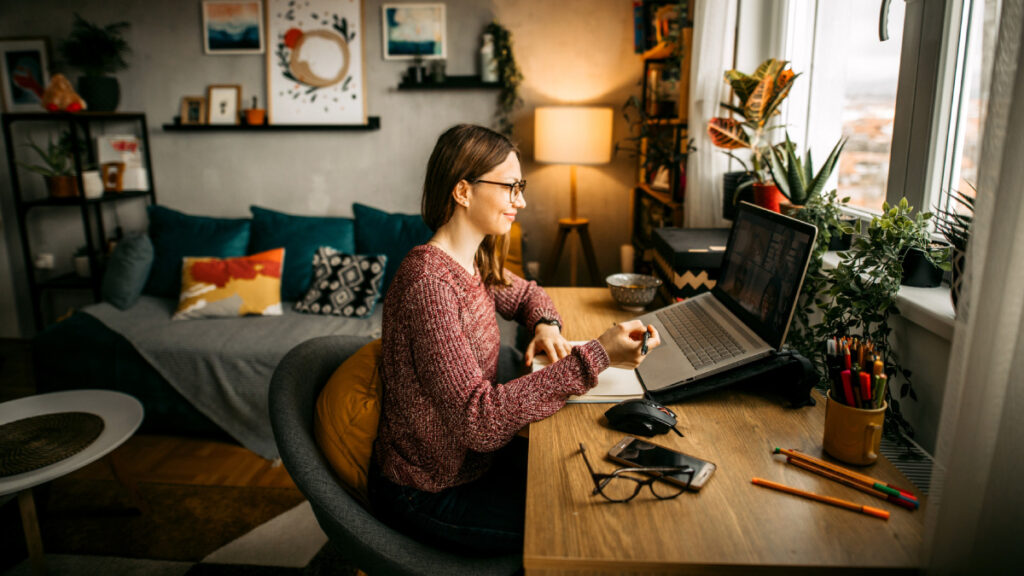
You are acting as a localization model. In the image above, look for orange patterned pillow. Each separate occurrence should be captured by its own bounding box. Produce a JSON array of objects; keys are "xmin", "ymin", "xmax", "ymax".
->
[{"xmin": 174, "ymin": 248, "xmax": 284, "ymax": 320}]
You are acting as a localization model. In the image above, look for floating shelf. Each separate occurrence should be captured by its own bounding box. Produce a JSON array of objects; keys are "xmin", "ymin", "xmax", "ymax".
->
[
  {"xmin": 36, "ymin": 272, "xmax": 94, "ymax": 290},
  {"xmin": 162, "ymin": 116, "xmax": 381, "ymax": 131},
  {"xmin": 397, "ymin": 75, "xmax": 500, "ymax": 90}
]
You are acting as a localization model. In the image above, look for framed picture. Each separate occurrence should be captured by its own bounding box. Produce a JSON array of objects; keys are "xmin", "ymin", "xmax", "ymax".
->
[
  {"xmin": 266, "ymin": 0, "xmax": 366, "ymax": 125},
  {"xmin": 206, "ymin": 84, "xmax": 241, "ymax": 124},
  {"xmin": 180, "ymin": 96, "xmax": 207, "ymax": 125},
  {"xmin": 382, "ymin": 3, "xmax": 446, "ymax": 60},
  {"xmin": 203, "ymin": 1, "xmax": 265, "ymax": 54},
  {"xmin": 0, "ymin": 38, "xmax": 50, "ymax": 112}
]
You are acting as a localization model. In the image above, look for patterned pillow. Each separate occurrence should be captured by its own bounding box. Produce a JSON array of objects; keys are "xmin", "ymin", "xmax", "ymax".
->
[
  {"xmin": 173, "ymin": 248, "xmax": 284, "ymax": 320},
  {"xmin": 295, "ymin": 247, "xmax": 386, "ymax": 318}
]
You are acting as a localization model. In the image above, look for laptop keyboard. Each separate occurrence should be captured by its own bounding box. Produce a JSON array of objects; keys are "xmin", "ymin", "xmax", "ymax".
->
[{"xmin": 656, "ymin": 300, "xmax": 749, "ymax": 370}]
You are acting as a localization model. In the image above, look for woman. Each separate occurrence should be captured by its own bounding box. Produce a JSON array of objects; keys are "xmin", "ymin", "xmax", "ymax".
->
[{"xmin": 368, "ymin": 124, "xmax": 661, "ymax": 555}]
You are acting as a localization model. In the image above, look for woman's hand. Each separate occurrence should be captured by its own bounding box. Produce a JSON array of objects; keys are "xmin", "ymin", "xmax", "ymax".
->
[
  {"xmin": 525, "ymin": 324, "xmax": 573, "ymax": 366},
  {"xmin": 597, "ymin": 320, "xmax": 661, "ymax": 369}
]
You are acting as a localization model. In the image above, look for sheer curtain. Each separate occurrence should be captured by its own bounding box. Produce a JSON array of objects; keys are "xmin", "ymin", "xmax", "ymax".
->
[
  {"xmin": 924, "ymin": 0, "xmax": 1024, "ymax": 572},
  {"xmin": 684, "ymin": 0, "xmax": 733, "ymax": 228}
]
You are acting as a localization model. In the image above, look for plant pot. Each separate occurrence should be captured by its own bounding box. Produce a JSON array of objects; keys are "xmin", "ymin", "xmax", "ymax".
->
[
  {"xmin": 45, "ymin": 175, "xmax": 79, "ymax": 198},
  {"xmin": 722, "ymin": 171, "xmax": 754, "ymax": 220},
  {"xmin": 950, "ymin": 247, "xmax": 966, "ymax": 310},
  {"xmin": 828, "ymin": 218, "xmax": 856, "ymax": 251},
  {"xmin": 752, "ymin": 182, "xmax": 783, "ymax": 213},
  {"xmin": 900, "ymin": 246, "xmax": 944, "ymax": 287},
  {"xmin": 245, "ymin": 108, "xmax": 266, "ymax": 125},
  {"xmin": 77, "ymin": 75, "xmax": 120, "ymax": 112},
  {"xmin": 778, "ymin": 200, "xmax": 804, "ymax": 217}
]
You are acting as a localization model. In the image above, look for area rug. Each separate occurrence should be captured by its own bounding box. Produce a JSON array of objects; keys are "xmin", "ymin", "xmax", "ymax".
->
[{"xmin": 0, "ymin": 476, "xmax": 358, "ymax": 575}]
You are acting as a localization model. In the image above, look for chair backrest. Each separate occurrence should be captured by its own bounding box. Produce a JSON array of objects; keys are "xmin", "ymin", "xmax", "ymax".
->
[{"xmin": 269, "ymin": 335, "xmax": 521, "ymax": 576}]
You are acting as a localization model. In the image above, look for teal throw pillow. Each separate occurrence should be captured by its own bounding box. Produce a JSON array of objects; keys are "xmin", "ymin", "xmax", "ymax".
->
[
  {"xmin": 353, "ymin": 203, "xmax": 433, "ymax": 293},
  {"xmin": 144, "ymin": 205, "xmax": 251, "ymax": 299},
  {"xmin": 249, "ymin": 206, "xmax": 355, "ymax": 301},
  {"xmin": 101, "ymin": 234, "xmax": 154, "ymax": 310}
]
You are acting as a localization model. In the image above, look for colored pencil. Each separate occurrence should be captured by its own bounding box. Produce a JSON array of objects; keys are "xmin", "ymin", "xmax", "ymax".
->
[
  {"xmin": 751, "ymin": 478, "xmax": 890, "ymax": 520},
  {"xmin": 786, "ymin": 458, "xmax": 918, "ymax": 510},
  {"xmin": 773, "ymin": 448, "xmax": 917, "ymax": 500}
]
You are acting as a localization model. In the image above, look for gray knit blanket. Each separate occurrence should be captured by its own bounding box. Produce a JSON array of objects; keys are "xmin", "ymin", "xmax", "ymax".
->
[{"xmin": 83, "ymin": 296, "xmax": 382, "ymax": 459}]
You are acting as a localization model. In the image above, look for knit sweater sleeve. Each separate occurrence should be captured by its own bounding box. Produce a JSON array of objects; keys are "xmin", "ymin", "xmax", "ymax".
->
[
  {"xmin": 492, "ymin": 270, "xmax": 562, "ymax": 334},
  {"xmin": 405, "ymin": 276, "xmax": 608, "ymax": 453}
]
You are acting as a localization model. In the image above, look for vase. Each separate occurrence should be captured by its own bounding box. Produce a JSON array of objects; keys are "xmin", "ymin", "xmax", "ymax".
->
[
  {"xmin": 900, "ymin": 246, "xmax": 944, "ymax": 287},
  {"xmin": 721, "ymin": 171, "xmax": 754, "ymax": 220},
  {"xmin": 78, "ymin": 76, "xmax": 120, "ymax": 111},
  {"xmin": 828, "ymin": 218, "xmax": 856, "ymax": 251},
  {"xmin": 752, "ymin": 183, "xmax": 783, "ymax": 213},
  {"xmin": 950, "ymin": 247, "xmax": 966, "ymax": 310},
  {"xmin": 45, "ymin": 175, "xmax": 79, "ymax": 198}
]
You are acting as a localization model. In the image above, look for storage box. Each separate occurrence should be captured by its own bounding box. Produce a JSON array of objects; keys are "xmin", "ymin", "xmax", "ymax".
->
[{"xmin": 651, "ymin": 227, "xmax": 730, "ymax": 299}]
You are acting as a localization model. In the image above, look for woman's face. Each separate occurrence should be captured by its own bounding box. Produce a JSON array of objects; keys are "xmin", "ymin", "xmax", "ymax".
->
[{"xmin": 465, "ymin": 151, "xmax": 525, "ymax": 237}]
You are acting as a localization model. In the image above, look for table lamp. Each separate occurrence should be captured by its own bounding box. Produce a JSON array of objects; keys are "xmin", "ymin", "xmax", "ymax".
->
[{"xmin": 535, "ymin": 106, "xmax": 613, "ymax": 286}]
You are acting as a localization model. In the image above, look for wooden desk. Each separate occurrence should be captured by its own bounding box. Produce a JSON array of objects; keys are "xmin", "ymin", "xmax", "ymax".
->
[{"xmin": 524, "ymin": 288, "xmax": 924, "ymax": 574}]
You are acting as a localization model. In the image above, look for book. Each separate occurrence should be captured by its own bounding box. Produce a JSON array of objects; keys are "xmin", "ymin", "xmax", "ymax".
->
[{"xmin": 532, "ymin": 341, "xmax": 644, "ymax": 403}]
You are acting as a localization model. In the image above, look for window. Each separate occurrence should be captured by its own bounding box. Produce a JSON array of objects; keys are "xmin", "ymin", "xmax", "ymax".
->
[{"xmin": 786, "ymin": 0, "xmax": 997, "ymax": 218}]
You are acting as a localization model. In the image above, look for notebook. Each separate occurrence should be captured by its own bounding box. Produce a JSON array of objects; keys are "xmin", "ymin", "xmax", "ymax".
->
[
  {"xmin": 634, "ymin": 202, "xmax": 817, "ymax": 392},
  {"xmin": 532, "ymin": 343, "xmax": 643, "ymax": 403}
]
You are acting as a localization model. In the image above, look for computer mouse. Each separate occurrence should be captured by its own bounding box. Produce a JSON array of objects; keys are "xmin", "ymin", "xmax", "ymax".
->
[{"xmin": 603, "ymin": 398, "xmax": 678, "ymax": 437}]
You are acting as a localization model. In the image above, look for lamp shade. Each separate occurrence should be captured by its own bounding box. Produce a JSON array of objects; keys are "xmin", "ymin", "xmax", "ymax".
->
[{"xmin": 534, "ymin": 106, "xmax": 613, "ymax": 165}]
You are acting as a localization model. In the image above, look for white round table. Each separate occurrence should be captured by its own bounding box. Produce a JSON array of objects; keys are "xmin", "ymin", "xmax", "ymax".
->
[{"xmin": 0, "ymin": 390, "xmax": 144, "ymax": 575}]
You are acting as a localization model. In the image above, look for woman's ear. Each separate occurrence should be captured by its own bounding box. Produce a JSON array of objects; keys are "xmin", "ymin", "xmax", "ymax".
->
[{"xmin": 452, "ymin": 180, "xmax": 471, "ymax": 208}]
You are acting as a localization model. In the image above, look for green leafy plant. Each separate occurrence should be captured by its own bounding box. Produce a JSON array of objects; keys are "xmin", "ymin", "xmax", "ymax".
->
[
  {"xmin": 484, "ymin": 22, "xmax": 523, "ymax": 137},
  {"xmin": 768, "ymin": 134, "xmax": 846, "ymax": 206},
  {"xmin": 616, "ymin": 95, "xmax": 694, "ymax": 183},
  {"xmin": 817, "ymin": 198, "xmax": 948, "ymax": 440},
  {"xmin": 59, "ymin": 13, "xmax": 131, "ymax": 76},
  {"xmin": 707, "ymin": 58, "xmax": 799, "ymax": 187},
  {"xmin": 16, "ymin": 132, "xmax": 79, "ymax": 177}
]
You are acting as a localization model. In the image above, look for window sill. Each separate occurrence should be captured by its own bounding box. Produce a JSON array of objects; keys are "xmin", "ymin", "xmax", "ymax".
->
[{"xmin": 822, "ymin": 252, "xmax": 955, "ymax": 340}]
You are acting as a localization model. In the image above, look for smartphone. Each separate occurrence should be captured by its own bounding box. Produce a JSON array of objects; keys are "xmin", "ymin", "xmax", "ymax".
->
[{"xmin": 607, "ymin": 436, "xmax": 717, "ymax": 491}]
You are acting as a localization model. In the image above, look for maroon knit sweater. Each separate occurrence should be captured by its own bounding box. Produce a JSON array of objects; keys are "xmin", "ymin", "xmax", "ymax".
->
[{"xmin": 374, "ymin": 245, "xmax": 610, "ymax": 492}]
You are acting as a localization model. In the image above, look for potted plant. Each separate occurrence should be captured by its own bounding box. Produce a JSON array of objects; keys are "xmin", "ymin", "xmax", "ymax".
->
[
  {"xmin": 617, "ymin": 94, "xmax": 694, "ymax": 198},
  {"xmin": 933, "ymin": 186, "xmax": 974, "ymax": 310},
  {"xmin": 707, "ymin": 58, "xmax": 799, "ymax": 213},
  {"xmin": 17, "ymin": 132, "xmax": 80, "ymax": 198},
  {"xmin": 59, "ymin": 13, "xmax": 131, "ymax": 111},
  {"xmin": 767, "ymin": 134, "xmax": 846, "ymax": 216},
  {"xmin": 484, "ymin": 22, "xmax": 523, "ymax": 137},
  {"xmin": 816, "ymin": 198, "xmax": 947, "ymax": 441}
]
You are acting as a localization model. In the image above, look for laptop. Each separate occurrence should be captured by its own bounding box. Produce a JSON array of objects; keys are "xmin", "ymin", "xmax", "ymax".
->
[{"xmin": 635, "ymin": 202, "xmax": 817, "ymax": 392}]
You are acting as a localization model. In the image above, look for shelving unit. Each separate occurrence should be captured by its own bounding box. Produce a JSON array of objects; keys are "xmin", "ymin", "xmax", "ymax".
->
[
  {"xmin": 396, "ymin": 75, "xmax": 499, "ymax": 90},
  {"xmin": 1, "ymin": 112, "xmax": 157, "ymax": 331},
  {"xmin": 629, "ymin": 1, "xmax": 694, "ymax": 276},
  {"xmin": 162, "ymin": 116, "xmax": 381, "ymax": 131}
]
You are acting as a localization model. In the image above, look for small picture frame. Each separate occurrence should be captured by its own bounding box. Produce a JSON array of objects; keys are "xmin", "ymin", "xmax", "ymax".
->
[
  {"xmin": 206, "ymin": 84, "xmax": 241, "ymax": 124},
  {"xmin": 180, "ymin": 96, "xmax": 207, "ymax": 125},
  {"xmin": 382, "ymin": 3, "xmax": 446, "ymax": 60},
  {"xmin": 0, "ymin": 38, "xmax": 51, "ymax": 112},
  {"xmin": 202, "ymin": 1, "xmax": 265, "ymax": 54}
]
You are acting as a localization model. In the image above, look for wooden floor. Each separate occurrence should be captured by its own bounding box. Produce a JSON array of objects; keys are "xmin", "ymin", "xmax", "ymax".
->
[{"xmin": 0, "ymin": 338, "xmax": 296, "ymax": 489}]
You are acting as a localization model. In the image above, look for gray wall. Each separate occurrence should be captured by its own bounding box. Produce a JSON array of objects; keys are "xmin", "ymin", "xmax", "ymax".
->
[{"xmin": 0, "ymin": 0, "xmax": 642, "ymax": 337}]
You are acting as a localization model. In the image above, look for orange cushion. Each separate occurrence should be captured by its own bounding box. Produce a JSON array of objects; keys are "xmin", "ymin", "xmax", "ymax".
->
[
  {"xmin": 174, "ymin": 248, "xmax": 284, "ymax": 319},
  {"xmin": 314, "ymin": 339, "xmax": 382, "ymax": 505}
]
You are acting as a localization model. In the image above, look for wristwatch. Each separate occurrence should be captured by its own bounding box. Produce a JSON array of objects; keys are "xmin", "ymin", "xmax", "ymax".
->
[{"xmin": 536, "ymin": 318, "xmax": 562, "ymax": 332}]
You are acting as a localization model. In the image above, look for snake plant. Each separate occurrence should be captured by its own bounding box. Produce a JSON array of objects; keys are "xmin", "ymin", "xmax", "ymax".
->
[{"xmin": 768, "ymin": 134, "xmax": 846, "ymax": 206}]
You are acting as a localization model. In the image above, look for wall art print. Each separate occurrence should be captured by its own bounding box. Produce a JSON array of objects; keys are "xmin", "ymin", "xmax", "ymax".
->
[
  {"xmin": 381, "ymin": 3, "xmax": 446, "ymax": 60},
  {"xmin": 203, "ymin": 1, "xmax": 265, "ymax": 54},
  {"xmin": 266, "ymin": 0, "xmax": 366, "ymax": 125},
  {"xmin": 0, "ymin": 38, "xmax": 50, "ymax": 112}
]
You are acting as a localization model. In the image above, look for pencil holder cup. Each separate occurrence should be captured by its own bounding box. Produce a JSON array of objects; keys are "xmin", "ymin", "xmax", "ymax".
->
[{"xmin": 823, "ymin": 391, "xmax": 886, "ymax": 466}]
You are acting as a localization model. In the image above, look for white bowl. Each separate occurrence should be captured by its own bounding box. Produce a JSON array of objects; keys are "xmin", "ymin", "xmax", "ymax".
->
[{"xmin": 605, "ymin": 273, "xmax": 662, "ymax": 311}]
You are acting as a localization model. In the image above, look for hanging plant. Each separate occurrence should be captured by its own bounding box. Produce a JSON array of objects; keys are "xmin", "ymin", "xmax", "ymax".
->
[{"xmin": 484, "ymin": 22, "xmax": 523, "ymax": 137}]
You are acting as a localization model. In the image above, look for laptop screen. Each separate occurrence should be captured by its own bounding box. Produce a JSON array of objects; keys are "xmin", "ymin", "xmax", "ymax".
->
[{"xmin": 713, "ymin": 203, "xmax": 817, "ymax": 350}]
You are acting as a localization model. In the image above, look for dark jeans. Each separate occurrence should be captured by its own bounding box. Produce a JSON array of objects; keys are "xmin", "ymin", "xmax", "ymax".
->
[{"xmin": 368, "ymin": 436, "xmax": 528, "ymax": 555}]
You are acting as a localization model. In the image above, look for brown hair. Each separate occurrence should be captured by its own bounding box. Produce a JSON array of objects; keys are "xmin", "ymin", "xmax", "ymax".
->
[{"xmin": 421, "ymin": 124, "xmax": 520, "ymax": 286}]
